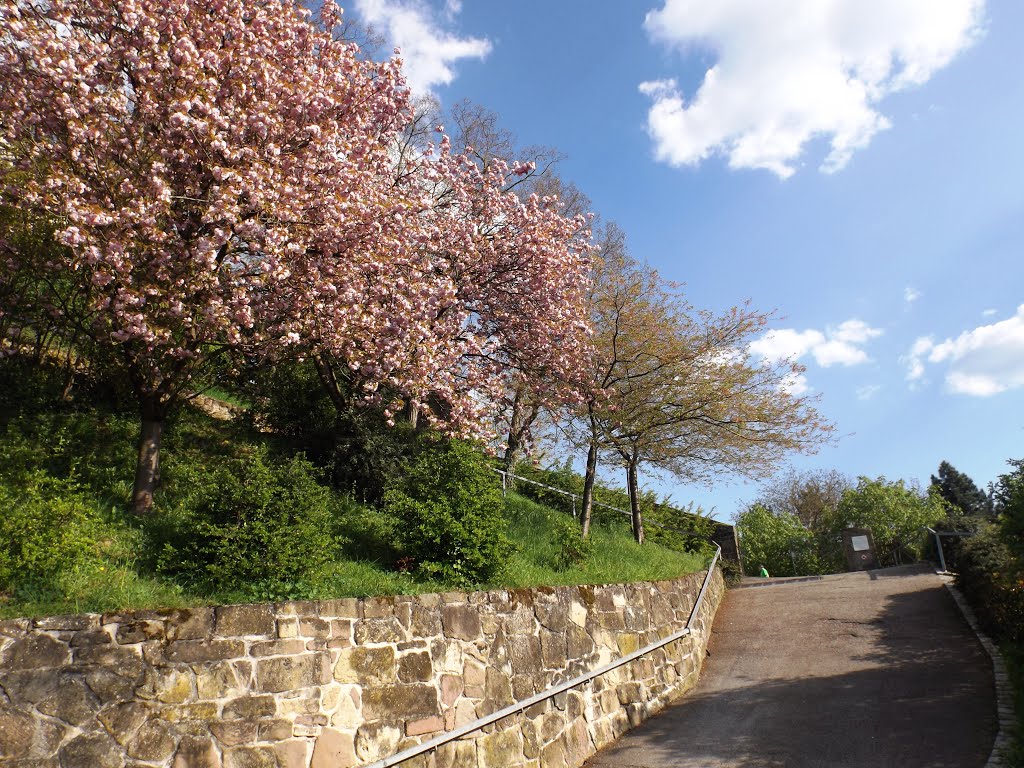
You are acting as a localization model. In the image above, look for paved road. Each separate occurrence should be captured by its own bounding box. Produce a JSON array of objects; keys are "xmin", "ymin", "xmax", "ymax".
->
[{"xmin": 587, "ymin": 565, "xmax": 996, "ymax": 768}]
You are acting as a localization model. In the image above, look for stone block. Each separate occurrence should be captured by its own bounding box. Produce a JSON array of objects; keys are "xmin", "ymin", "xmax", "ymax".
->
[
  {"xmin": 211, "ymin": 720, "xmax": 259, "ymax": 746},
  {"xmin": 441, "ymin": 604, "xmax": 481, "ymax": 640},
  {"xmin": 116, "ymin": 619, "xmax": 165, "ymax": 644},
  {"xmin": 355, "ymin": 722, "xmax": 402, "ymax": 763},
  {"xmin": 2, "ymin": 634, "xmax": 69, "ymax": 668},
  {"xmin": 59, "ymin": 731, "xmax": 122, "ymax": 768},
  {"xmin": 330, "ymin": 688, "xmax": 361, "ymax": 730},
  {"xmin": 361, "ymin": 595, "xmax": 396, "ymax": 618},
  {"xmin": 155, "ymin": 668, "xmax": 195, "ymax": 704},
  {"xmin": 522, "ymin": 718, "xmax": 541, "ymax": 758},
  {"xmin": 246, "ymin": 721, "xmax": 283, "ymax": 742},
  {"xmin": 409, "ymin": 604, "xmax": 442, "ymax": 637},
  {"xmin": 196, "ymin": 662, "xmax": 241, "ymax": 699},
  {"xmin": 362, "ymin": 684, "xmax": 439, "ymax": 720},
  {"xmin": 481, "ymin": 668, "xmax": 513, "ymax": 711},
  {"xmin": 479, "ymin": 728, "xmax": 524, "ymax": 768},
  {"xmin": 34, "ymin": 614, "xmax": 99, "ymax": 631},
  {"xmin": 566, "ymin": 625, "xmax": 595, "ymax": 660},
  {"xmin": 274, "ymin": 739, "xmax": 309, "ymax": 768},
  {"xmin": 534, "ymin": 596, "xmax": 569, "ymax": 633},
  {"xmin": 223, "ymin": 695, "xmax": 277, "ymax": 720},
  {"xmin": 277, "ymin": 692, "xmax": 321, "ymax": 717},
  {"xmin": 440, "ymin": 674, "xmax": 464, "ymax": 706},
  {"xmin": 249, "ymin": 639, "xmax": 306, "ymax": 657},
  {"xmin": 311, "ymin": 727, "xmax": 357, "ymax": 768},
  {"xmin": 616, "ymin": 633, "xmax": 640, "ymax": 656},
  {"xmin": 277, "ymin": 618, "xmax": 299, "ymax": 639},
  {"xmin": 299, "ymin": 617, "xmax": 331, "ymax": 638},
  {"xmin": 398, "ymin": 651, "xmax": 433, "ymax": 683},
  {"xmin": 126, "ymin": 721, "xmax": 176, "ymax": 762},
  {"xmin": 70, "ymin": 629, "xmax": 112, "ymax": 647},
  {"xmin": 173, "ymin": 736, "xmax": 222, "ymax": 768},
  {"xmin": 98, "ymin": 701, "xmax": 149, "ymax": 746},
  {"xmin": 407, "ymin": 714, "xmax": 444, "ymax": 736},
  {"xmin": 318, "ymin": 598, "xmax": 360, "ymax": 618},
  {"xmin": 255, "ymin": 653, "xmax": 330, "ymax": 693},
  {"xmin": 540, "ymin": 630, "xmax": 567, "ymax": 669},
  {"xmin": 223, "ymin": 746, "xmax": 279, "ymax": 768},
  {"xmin": 564, "ymin": 716, "xmax": 591, "ymax": 760},
  {"xmin": 0, "ymin": 706, "xmax": 38, "ymax": 759},
  {"xmin": 86, "ymin": 667, "xmax": 137, "ymax": 704},
  {"xmin": 155, "ymin": 702, "xmax": 219, "ymax": 722},
  {"xmin": 334, "ymin": 645, "xmax": 396, "ymax": 684},
  {"xmin": 164, "ymin": 608, "xmax": 216, "ymax": 641},
  {"xmin": 216, "ymin": 605, "xmax": 275, "ymax": 638},
  {"xmin": 165, "ymin": 639, "xmax": 245, "ymax": 664},
  {"xmin": 434, "ymin": 740, "xmax": 477, "ymax": 768},
  {"xmin": 540, "ymin": 735, "xmax": 568, "ymax": 768},
  {"xmin": 355, "ymin": 617, "xmax": 406, "ymax": 644}
]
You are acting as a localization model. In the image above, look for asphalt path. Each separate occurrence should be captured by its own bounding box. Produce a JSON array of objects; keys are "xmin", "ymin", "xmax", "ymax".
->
[{"xmin": 586, "ymin": 565, "xmax": 996, "ymax": 768}]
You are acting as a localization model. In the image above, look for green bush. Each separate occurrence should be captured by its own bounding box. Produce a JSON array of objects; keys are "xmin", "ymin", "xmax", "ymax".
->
[
  {"xmin": 0, "ymin": 473, "xmax": 107, "ymax": 600},
  {"xmin": 152, "ymin": 449, "xmax": 346, "ymax": 600},
  {"xmin": 958, "ymin": 521, "xmax": 1024, "ymax": 643},
  {"xmin": 383, "ymin": 439, "xmax": 514, "ymax": 586},
  {"xmin": 549, "ymin": 514, "xmax": 594, "ymax": 571},
  {"xmin": 242, "ymin": 359, "xmax": 418, "ymax": 503}
]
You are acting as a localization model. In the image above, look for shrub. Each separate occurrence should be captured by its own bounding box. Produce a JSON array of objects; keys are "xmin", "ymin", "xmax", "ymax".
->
[
  {"xmin": 0, "ymin": 473, "xmax": 107, "ymax": 600},
  {"xmin": 549, "ymin": 514, "xmax": 594, "ymax": 571},
  {"xmin": 383, "ymin": 439, "xmax": 514, "ymax": 586},
  {"xmin": 152, "ymin": 449, "xmax": 346, "ymax": 600},
  {"xmin": 243, "ymin": 359, "xmax": 418, "ymax": 503},
  {"xmin": 957, "ymin": 521, "xmax": 1024, "ymax": 643}
]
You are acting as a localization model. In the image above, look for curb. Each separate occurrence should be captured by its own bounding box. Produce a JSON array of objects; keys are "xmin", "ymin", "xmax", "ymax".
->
[
  {"xmin": 942, "ymin": 579, "xmax": 1017, "ymax": 768},
  {"xmin": 733, "ymin": 575, "xmax": 825, "ymax": 589}
]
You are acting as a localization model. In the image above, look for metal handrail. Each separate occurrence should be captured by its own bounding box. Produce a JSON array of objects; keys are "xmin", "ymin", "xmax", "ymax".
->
[
  {"xmin": 925, "ymin": 526, "xmax": 973, "ymax": 573},
  {"xmin": 493, "ymin": 468, "xmax": 713, "ymax": 541},
  {"xmin": 363, "ymin": 543, "xmax": 722, "ymax": 768}
]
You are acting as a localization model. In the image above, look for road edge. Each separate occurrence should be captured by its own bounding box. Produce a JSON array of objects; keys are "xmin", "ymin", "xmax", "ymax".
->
[{"xmin": 943, "ymin": 579, "xmax": 1017, "ymax": 768}]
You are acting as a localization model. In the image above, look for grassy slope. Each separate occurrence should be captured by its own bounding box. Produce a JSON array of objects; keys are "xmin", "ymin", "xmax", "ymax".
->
[{"xmin": 0, "ymin": 384, "xmax": 707, "ymax": 618}]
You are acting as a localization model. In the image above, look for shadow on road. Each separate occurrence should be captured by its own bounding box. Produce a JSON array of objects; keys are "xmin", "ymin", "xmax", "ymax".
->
[{"xmin": 587, "ymin": 568, "xmax": 995, "ymax": 768}]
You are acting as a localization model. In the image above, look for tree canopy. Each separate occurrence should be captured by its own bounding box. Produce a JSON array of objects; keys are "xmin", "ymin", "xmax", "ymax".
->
[
  {"xmin": 576, "ymin": 229, "xmax": 834, "ymax": 542},
  {"xmin": 0, "ymin": 0, "xmax": 592, "ymax": 513},
  {"xmin": 930, "ymin": 460, "xmax": 990, "ymax": 518}
]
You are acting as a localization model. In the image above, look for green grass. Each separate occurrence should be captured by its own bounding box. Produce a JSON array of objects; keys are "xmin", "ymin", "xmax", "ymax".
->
[
  {"xmin": 0, "ymin": 362, "xmax": 709, "ymax": 620},
  {"xmin": 500, "ymin": 493, "xmax": 709, "ymax": 588}
]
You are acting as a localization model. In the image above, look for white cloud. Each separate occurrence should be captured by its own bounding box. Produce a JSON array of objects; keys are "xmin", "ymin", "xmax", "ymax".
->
[
  {"xmin": 640, "ymin": 0, "xmax": 985, "ymax": 177},
  {"xmin": 856, "ymin": 384, "xmax": 882, "ymax": 400},
  {"xmin": 750, "ymin": 319, "xmax": 883, "ymax": 368},
  {"xmin": 905, "ymin": 286, "xmax": 922, "ymax": 305},
  {"xmin": 983, "ymin": 308, "xmax": 998, "ymax": 317},
  {"xmin": 903, "ymin": 305, "xmax": 1024, "ymax": 395},
  {"xmin": 353, "ymin": 0, "xmax": 491, "ymax": 95}
]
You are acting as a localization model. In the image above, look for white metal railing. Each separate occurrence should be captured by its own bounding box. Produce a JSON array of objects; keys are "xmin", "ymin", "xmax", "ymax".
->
[{"xmin": 493, "ymin": 468, "xmax": 711, "ymax": 542}]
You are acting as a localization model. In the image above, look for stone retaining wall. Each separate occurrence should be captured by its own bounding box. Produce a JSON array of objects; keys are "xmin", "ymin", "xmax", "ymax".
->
[{"xmin": 0, "ymin": 569, "xmax": 724, "ymax": 768}]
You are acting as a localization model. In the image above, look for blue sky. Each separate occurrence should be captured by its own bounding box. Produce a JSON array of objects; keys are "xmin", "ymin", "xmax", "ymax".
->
[{"xmin": 349, "ymin": 0, "xmax": 1024, "ymax": 520}]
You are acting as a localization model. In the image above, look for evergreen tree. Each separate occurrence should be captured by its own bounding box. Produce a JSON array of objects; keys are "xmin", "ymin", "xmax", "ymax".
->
[{"xmin": 930, "ymin": 461, "xmax": 990, "ymax": 517}]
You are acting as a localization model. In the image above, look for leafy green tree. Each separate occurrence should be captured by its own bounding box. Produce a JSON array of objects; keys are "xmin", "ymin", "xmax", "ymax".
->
[
  {"xmin": 991, "ymin": 458, "xmax": 1024, "ymax": 557},
  {"xmin": 930, "ymin": 460, "xmax": 990, "ymax": 518},
  {"xmin": 829, "ymin": 477, "xmax": 947, "ymax": 564},
  {"xmin": 737, "ymin": 503, "xmax": 821, "ymax": 577}
]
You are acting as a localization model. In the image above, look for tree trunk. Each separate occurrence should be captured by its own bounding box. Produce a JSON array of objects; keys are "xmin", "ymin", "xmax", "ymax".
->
[
  {"xmin": 580, "ymin": 435, "xmax": 599, "ymax": 538},
  {"xmin": 503, "ymin": 385, "xmax": 537, "ymax": 474},
  {"xmin": 627, "ymin": 458, "xmax": 644, "ymax": 544},
  {"xmin": 130, "ymin": 402, "xmax": 164, "ymax": 516}
]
